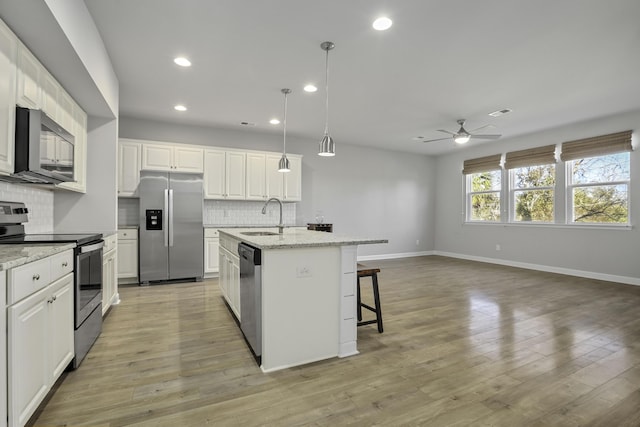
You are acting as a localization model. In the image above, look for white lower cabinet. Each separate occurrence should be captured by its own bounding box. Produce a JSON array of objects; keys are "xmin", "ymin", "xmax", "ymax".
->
[
  {"xmin": 7, "ymin": 270, "xmax": 74, "ymax": 427},
  {"xmin": 102, "ymin": 233, "xmax": 118, "ymax": 315},
  {"xmin": 117, "ymin": 229, "xmax": 138, "ymax": 283},
  {"xmin": 204, "ymin": 228, "xmax": 220, "ymax": 276},
  {"xmin": 218, "ymin": 234, "xmax": 241, "ymax": 320}
]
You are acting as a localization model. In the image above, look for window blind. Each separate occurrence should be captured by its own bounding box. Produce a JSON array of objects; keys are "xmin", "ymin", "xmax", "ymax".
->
[
  {"xmin": 462, "ymin": 154, "xmax": 502, "ymax": 174},
  {"xmin": 504, "ymin": 145, "xmax": 556, "ymax": 169},
  {"xmin": 560, "ymin": 130, "xmax": 632, "ymax": 161}
]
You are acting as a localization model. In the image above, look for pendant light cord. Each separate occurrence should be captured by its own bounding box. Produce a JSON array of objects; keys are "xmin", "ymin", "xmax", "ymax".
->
[
  {"xmin": 324, "ymin": 47, "xmax": 330, "ymax": 134},
  {"xmin": 283, "ymin": 91, "xmax": 288, "ymax": 155}
]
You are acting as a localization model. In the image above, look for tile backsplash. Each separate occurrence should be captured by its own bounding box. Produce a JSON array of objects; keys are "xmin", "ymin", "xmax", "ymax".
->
[
  {"xmin": 117, "ymin": 198, "xmax": 297, "ymax": 227},
  {"xmin": 204, "ymin": 200, "xmax": 296, "ymax": 226},
  {"xmin": 0, "ymin": 183, "xmax": 54, "ymax": 233}
]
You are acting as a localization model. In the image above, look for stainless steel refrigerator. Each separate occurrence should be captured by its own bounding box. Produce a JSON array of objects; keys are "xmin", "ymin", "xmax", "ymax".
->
[{"xmin": 138, "ymin": 171, "xmax": 204, "ymax": 283}]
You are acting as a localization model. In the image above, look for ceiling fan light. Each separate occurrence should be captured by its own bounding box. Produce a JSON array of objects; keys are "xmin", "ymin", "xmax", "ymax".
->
[
  {"xmin": 454, "ymin": 135, "xmax": 470, "ymax": 144},
  {"xmin": 318, "ymin": 134, "xmax": 335, "ymax": 156},
  {"xmin": 278, "ymin": 154, "xmax": 291, "ymax": 172}
]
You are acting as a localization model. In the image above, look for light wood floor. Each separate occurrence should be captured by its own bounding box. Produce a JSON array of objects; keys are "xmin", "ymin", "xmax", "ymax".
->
[{"xmin": 31, "ymin": 256, "xmax": 640, "ymax": 426}]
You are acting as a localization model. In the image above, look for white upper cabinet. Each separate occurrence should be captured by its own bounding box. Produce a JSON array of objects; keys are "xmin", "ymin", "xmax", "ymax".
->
[
  {"xmin": 246, "ymin": 153, "xmax": 266, "ymax": 200},
  {"xmin": 142, "ymin": 143, "xmax": 203, "ymax": 172},
  {"xmin": 265, "ymin": 154, "xmax": 284, "ymax": 199},
  {"xmin": 204, "ymin": 149, "xmax": 246, "ymax": 200},
  {"xmin": 40, "ymin": 70, "xmax": 59, "ymax": 122},
  {"xmin": 0, "ymin": 19, "xmax": 17, "ymax": 175},
  {"xmin": 16, "ymin": 43, "xmax": 40, "ymax": 109},
  {"xmin": 120, "ymin": 139, "xmax": 302, "ymax": 201},
  {"xmin": 247, "ymin": 152, "xmax": 302, "ymax": 201},
  {"xmin": 284, "ymin": 155, "xmax": 302, "ymax": 201},
  {"xmin": 57, "ymin": 104, "xmax": 87, "ymax": 193},
  {"xmin": 118, "ymin": 140, "xmax": 141, "ymax": 197}
]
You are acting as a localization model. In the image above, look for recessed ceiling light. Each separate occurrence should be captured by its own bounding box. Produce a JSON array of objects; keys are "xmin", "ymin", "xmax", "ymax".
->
[
  {"xmin": 412, "ymin": 136, "xmax": 425, "ymax": 141},
  {"xmin": 269, "ymin": 119, "xmax": 280, "ymax": 125},
  {"xmin": 488, "ymin": 108, "xmax": 512, "ymax": 117},
  {"xmin": 174, "ymin": 57, "xmax": 191, "ymax": 67},
  {"xmin": 304, "ymin": 84, "xmax": 318, "ymax": 93},
  {"xmin": 372, "ymin": 17, "xmax": 392, "ymax": 31},
  {"xmin": 174, "ymin": 104, "xmax": 187, "ymax": 111}
]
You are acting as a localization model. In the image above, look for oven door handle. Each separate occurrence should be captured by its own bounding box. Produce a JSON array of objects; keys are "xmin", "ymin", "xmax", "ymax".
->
[{"xmin": 79, "ymin": 240, "xmax": 104, "ymax": 253}]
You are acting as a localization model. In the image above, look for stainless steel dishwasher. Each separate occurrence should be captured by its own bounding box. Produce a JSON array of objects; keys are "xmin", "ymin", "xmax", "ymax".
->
[{"xmin": 238, "ymin": 242, "xmax": 262, "ymax": 358}]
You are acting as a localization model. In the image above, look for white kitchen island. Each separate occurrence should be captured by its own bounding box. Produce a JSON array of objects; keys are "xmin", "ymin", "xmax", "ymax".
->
[{"xmin": 218, "ymin": 228, "xmax": 387, "ymax": 372}]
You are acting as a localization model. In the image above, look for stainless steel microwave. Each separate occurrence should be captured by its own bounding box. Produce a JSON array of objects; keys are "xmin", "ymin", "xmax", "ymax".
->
[{"xmin": 11, "ymin": 106, "xmax": 75, "ymax": 184}]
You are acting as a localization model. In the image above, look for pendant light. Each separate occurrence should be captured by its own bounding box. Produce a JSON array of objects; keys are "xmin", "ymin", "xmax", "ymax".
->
[
  {"xmin": 318, "ymin": 41, "xmax": 335, "ymax": 157},
  {"xmin": 278, "ymin": 88, "xmax": 291, "ymax": 172}
]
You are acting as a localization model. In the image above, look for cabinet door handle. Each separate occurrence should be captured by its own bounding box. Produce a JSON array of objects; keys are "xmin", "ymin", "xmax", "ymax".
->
[
  {"xmin": 33, "ymin": 274, "xmax": 40, "ymax": 281},
  {"xmin": 52, "ymin": 295, "xmax": 57, "ymax": 301},
  {"xmin": 47, "ymin": 298, "xmax": 54, "ymax": 304},
  {"xmin": 62, "ymin": 261, "xmax": 68, "ymax": 267}
]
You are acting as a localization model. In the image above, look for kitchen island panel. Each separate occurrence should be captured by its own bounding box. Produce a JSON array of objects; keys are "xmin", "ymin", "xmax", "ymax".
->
[{"xmin": 261, "ymin": 246, "xmax": 340, "ymax": 372}]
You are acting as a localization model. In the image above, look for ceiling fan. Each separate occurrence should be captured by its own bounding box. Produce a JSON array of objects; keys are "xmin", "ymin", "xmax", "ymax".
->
[{"xmin": 420, "ymin": 119, "xmax": 502, "ymax": 144}]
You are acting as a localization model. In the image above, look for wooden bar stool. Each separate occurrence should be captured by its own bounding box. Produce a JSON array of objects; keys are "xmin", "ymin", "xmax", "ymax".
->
[{"xmin": 356, "ymin": 263, "xmax": 383, "ymax": 333}]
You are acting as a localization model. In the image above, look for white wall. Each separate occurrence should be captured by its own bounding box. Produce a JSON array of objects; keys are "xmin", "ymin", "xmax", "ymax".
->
[
  {"xmin": 54, "ymin": 118, "xmax": 118, "ymax": 233},
  {"xmin": 434, "ymin": 109, "xmax": 640, "ymax": 283},
  {"xmin": 119, "ymin": 116, "xmax": 436, "ymax": 257}
]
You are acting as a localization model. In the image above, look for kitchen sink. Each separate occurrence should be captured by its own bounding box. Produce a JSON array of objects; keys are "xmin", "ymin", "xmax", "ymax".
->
[{"xmin": 240, "ymin": 231, "xmax": 279, "ymax": 236}]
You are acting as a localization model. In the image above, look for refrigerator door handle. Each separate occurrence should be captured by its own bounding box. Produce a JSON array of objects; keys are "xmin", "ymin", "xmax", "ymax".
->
[
  {"xmin": 163, "ymin": 189, "xmax": 169, "ymax": 247},
  {"xmin": 168, "ymin": 188, "xmax": 174, "ymax": 247}
]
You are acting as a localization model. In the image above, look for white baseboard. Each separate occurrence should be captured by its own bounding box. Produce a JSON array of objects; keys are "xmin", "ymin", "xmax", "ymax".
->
[
  {"xmin": 433, "ymin": 251, "xmax": 640, "ymax": 287},
  {"xmin": 358, "ymin": 250, "xmax": 434, "ymax": 261}
]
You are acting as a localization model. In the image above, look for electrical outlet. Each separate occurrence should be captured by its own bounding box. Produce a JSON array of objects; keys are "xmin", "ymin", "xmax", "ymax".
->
[
  {"xmin": 296, "ymin": 266, "xmax": 312, "ymax": 278},
  {"xmin": 416, "ymin": 239, "xmax": 420, "ymax": 246},
  {"xmin": 496, "ymin": 244, "xmax": 501, "ymax": 251}
]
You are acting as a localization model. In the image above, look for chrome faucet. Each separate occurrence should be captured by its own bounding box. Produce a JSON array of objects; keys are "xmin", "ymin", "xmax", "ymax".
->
[{"xmin": 261, "ymin": 197, "xmax": 284, "ymax": 234}]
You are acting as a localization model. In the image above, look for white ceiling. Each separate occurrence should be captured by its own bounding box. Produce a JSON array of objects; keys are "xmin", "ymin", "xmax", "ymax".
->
[{"xmin": 84, "ymin": 0, "xmax": 640, "ymax": 155}]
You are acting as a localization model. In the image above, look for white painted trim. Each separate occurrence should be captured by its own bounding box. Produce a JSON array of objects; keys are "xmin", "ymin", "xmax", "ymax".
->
[
  {"xmin": 433, "ymin": 251, "xmax": 640, "ymax": 287},
  {"xmin": 358, "ymin": 250, "xmax": 434, "ymax": 261},
  {"xmin": 260, "ymin": 353, "xmax": 340, "ymax": 373},
  {"xmin": 110, "ymin": 293, "xmax": 121, "ymax": 306},
  {"xmin": 338, "ymin": 342, "xmax": 359, "ymax": 358}
]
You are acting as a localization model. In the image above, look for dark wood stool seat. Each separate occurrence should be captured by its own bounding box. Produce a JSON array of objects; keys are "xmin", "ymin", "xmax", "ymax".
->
[{"xmin": 356, "ymin": 263, "xmax": 383, "ymax": 333}]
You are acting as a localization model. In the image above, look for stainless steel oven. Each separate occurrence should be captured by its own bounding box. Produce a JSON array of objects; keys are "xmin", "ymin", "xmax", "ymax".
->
[{"xmin": 73, "ymin": 239, "xmax": 104, "ymax": 368}]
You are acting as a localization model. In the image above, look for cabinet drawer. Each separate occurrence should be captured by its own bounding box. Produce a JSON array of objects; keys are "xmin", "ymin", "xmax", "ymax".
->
[
  {"xmin": 118, "ymin": 229, "xmax": 137, "ymax": 241},
  {"xmin": 8, "ymin": 257, "xmax": 51, "ymax": 305},
  {"xmin": 204, "ymin": 228, "xmax": 219, "ymax": 238},
  {"xmin": 103, "ymin": 234, "xmax": 117, "ymax": 253},
  {"xmin": 49, "ymin": 250, "xmax": 73, "ymax": 282}
]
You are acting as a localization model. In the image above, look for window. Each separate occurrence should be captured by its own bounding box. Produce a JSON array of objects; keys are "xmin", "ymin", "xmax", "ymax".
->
[
  {"xmin": 462, "ymin": 131, "xmax": 633, "ymax": 226},
  {"xmin": 561, "ymin": 130, "xmax": 632, "ymax": 225},
  {"xmin": 505, "ymin": 144, "xmax": 557, "ymax": 223},
  {"xmin": 567, "ymin": 152, "xmax": 630, "ymax": 224},
  {"xmin": 463, "ymin": 154, "xmax": 502, "ymax": 222},
  {"xmin": 510, "ymin": 164, "xmax": 555, "ymax": 222},
  {"xmin": 468, "ymin": 170, "xmax": 501, "ymax": 221}
]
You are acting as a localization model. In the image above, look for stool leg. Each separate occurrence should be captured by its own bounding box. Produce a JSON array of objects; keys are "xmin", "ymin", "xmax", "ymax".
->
[
  {"xmin": 372, "ymin": 273, "xmax": 383, "ymax": 333},
  {"xmin": 356, "ymin": 276, "xmax": 362, "ymax": 321}
]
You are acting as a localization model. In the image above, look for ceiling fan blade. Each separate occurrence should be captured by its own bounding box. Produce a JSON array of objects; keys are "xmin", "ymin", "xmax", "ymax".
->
[
  {"xmin": 471, "ymin": 134, "xmax": 502, "ymax": 140},
  {"xmin": 419, "ymin": 136, "xmax": 451, "ymax": 143},
  {"xmin": 436, "ymin": 129, "xmax": 456, "ymax": 135},
  {"xmin": 468, "ymin": 124, "xmax": 494, "ymax": 133}
]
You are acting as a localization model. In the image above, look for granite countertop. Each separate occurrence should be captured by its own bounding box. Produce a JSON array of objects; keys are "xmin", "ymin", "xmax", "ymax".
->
[
  {"xmin": 219, "ymin": 228, "xmax": 388, "ymax": 250},
  {"xmin": 205, "ymin": 224, "xmax": 307, "ymax": 229},
  {"xmin": 118, "ymin": 225, "xmax": 139, "ymax": 229},
  {"xmin": 0, "ymin": 243, "xmax": 76, "ymax": 271}
]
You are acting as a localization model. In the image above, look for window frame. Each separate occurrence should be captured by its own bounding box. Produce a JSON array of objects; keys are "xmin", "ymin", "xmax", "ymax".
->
[
  {"xmin": 508, "ymin": 163, "xmax": 556, "ymax": 224},
  {"xmin": 465, "ymin": 169, "xmax": 503, "ymax": 223},
  {"xmin": 565, "ymin": 153, "xmax": 631, "ymax": 226}
]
